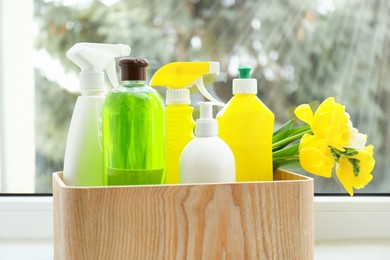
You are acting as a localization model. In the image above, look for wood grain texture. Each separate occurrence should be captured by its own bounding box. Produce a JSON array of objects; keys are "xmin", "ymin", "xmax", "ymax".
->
[{"xmin": 53, "ymin": 169, "xmax": 313, "ymax": 260}]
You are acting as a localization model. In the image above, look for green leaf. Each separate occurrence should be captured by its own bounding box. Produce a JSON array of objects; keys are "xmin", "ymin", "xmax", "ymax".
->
[
  {"xmin": 286, "ymin": 125, "xmax": 311, "ymax": 136},
  {"xmin": 272, "ymin": 120, "xmax": 295, "ymax": 144},
  {"xmin": 273, "ymin": 119, "xmax": 295, "ymax": 136},
  {"xmin": 272, "ymin": 124, "xmax": 311, "ymax": 145},
  {"xmin": 272, "ymin": 127, "xmax": 312, "ymax": 151},
  {"xmin": 273, "ymin": 143, "xmax": 299, "ymax": 158}
]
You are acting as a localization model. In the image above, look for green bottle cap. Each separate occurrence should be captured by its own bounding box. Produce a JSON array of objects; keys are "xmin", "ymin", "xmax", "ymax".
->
[{"xmin": 238, "ymin": 66, "xmax": 252, "ymax": 79}]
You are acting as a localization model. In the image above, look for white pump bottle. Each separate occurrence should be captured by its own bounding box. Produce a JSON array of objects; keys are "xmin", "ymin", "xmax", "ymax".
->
[
  {"xmin": 63, "ymin": 42, "xmax": 131, "ymax": 186},
  {"xmin": 180, "ymin": 102, "xmax": 235, "ymax": 184}
]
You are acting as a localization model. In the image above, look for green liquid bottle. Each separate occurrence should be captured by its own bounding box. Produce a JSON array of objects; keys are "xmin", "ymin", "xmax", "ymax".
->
[{"xmin": 102, "ymin": 58, "xmax": 165, "ymax": 185}]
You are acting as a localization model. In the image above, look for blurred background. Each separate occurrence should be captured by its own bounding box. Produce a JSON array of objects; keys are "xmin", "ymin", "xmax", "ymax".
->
[{"xmin": 3, "ymin": 0, "xmax": 390, "ymax": 193}]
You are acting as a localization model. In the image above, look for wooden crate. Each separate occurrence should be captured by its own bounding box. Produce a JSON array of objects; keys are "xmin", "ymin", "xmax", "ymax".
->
[{"xmin": 53, "ymin": 169, "xmax": 313, "ymax": 260}]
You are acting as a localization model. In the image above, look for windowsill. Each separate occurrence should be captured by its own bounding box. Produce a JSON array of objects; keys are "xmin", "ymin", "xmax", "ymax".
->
[
  {"xmin": 1, "ymin": 238, "xmax": 390, "ymax": 260},
  {"xmin": 315, "ymin": 239, "xmax": 390, "ymax": 260},
  {"xmin": 314, "ymin": 196, "xmax": 390, "ymax": 240},
  {"xmin": 0, "ymin": 239, "xmax": 53, "ymax": 260}
]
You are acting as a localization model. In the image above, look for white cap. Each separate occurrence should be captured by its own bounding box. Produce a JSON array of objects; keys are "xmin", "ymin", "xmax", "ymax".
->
[
  {"xmin": 67, "ymin": 43, "xmax": 131, "ymax": 93},
  {"xmin": 232, "ymin": 66, "xmax": 257, "ymax": 94},
  {"xmin": 233, "ymin": 78, "xmax": 257, "ymax": 94},
  {"xmin": 166, "ymin": 89, "xmax": 190, "ymax": 105},
  {"xmin": 195, "ymin": 102, "xmax": 218, "ymax": 137}
]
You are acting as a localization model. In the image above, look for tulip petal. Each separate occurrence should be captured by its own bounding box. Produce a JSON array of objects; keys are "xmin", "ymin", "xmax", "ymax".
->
[
  {"xmin": 336, "ymin": 145, "xmax": 375, "ymax": 196},
  {"xmin": 315, "ymin": 97, "xmax": 335, "ymax": 115},
  {"xmin": 294, "ymin": 104, "xmax": 313, "ymax": 126},
  {"xmin": 336, "ymin": 157, "xmax": 355, "ymax": 196},
  {"xmin": 311, "ymin": 97, "xmax": 350, "ymax": 151},
  {"xmin": 299, "ymin": 134, "xmax": 334, "ymax": 178}
]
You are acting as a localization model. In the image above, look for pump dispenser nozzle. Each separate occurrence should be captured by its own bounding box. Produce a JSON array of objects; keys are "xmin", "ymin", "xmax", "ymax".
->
[
  {"xmin": 67, "ymin": 42, "xmax": 131, "ymax": 92},
  {"xmin": 195, "ymin": 102, "xmax": 218, "ymax": 137}
]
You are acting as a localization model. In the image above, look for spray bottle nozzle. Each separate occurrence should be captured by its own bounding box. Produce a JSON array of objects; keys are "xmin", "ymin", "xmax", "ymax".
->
[
  {"xmin": 192, "ymin": 77, "xmax": 224, "ymax": 107},
  {"xmin": 150, "ymin": 62, "xmax": 224, "ymax": 106},
  {"xmin": 67, "ymin": 42, "xmax": 131, "ymax": 91}
]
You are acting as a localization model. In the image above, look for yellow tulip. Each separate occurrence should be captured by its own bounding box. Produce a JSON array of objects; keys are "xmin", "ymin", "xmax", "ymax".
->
[
  {"xmin": 280, "ymin": 97, "xmax": 375, "ymax": 194},
  {"xmin": 336, "ymin": 145, "xmax": 375, "ymax": 196},
  {"xmin": 295, "ymin": 97, "xmax": 350, "ymax": 151},
  {"xmin": 299, "ymin": 134, "xmax": 334, "ymax": 178}
]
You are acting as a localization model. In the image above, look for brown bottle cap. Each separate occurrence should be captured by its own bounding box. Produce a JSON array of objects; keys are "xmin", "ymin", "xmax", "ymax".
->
[{"xmin": 119, "ymin": 58, "xmax": 149, "ymax": 81}]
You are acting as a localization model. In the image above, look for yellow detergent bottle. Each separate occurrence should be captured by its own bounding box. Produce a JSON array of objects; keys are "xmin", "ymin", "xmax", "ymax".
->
[
  {"xmin": 150, "ymin": 62, "xmax": 222, "ymax": 184},
  {"xmin": 217, "ymin": 66, "xmax": 274, "ymax": 181}
]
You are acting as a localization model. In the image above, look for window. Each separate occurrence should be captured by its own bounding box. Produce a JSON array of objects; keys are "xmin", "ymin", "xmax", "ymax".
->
[{"xmin": 0, "ymin": 0, "xmax": 389, "ymax": 195}]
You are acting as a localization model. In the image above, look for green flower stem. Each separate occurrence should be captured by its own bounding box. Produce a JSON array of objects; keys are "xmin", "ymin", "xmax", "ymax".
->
[{"xmin": 272, "ymin": 129, "xmax": 312, "ymax": 149}]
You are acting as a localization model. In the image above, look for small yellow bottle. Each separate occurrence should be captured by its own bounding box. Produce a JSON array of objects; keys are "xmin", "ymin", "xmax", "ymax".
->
[
  {"xmin": 165, "ymin": 101, "xmax": 194, "ymax": 184},
  {"xmin": 150, "ymin": 62, "xmax": 222, "ymax": 184},
  {"xmin": 217, "ymin": 66, "xmax": 274, "ymax": 181}
]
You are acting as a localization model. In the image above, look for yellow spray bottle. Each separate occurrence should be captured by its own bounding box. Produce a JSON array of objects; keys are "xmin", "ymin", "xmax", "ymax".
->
[{"xmin": 150, "ymin": 62, "xmax": 222, "ymax": 184}]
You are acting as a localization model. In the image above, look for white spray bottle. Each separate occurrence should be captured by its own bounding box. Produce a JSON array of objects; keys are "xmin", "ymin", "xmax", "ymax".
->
[
  {"xmin": 63, "ymin": 42, "xmax": 131, "ymax": 186},
  {"xmin": 180, "ymin": 102, "xmax": 235, "ymax": 184}
]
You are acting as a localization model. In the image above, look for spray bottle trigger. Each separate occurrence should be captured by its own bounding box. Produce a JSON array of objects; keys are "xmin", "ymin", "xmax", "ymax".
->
[
  {"xmin": 106, "ymin": 60, "xmax": 119, "ymax": 89},
  {"xmin": 193, "ymin": 77, "xmax": 225, "ymax": 107}
]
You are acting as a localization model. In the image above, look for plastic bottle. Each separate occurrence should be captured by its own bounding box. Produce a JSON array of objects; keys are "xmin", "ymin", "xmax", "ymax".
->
[
  {"xmin": 64, "ymin": 43, "xmax": 131, "ymax": 186},
  {"xmin": 217, "ymin": 66, "xmax": 274, "ymax": 182},
  {"xmin": 180, "ymin": 102, "xmax": 235, "ymax": 183},
  {"xmin": 102, "ymin": 58, "xmax": 165, "ymax": 185},
  {"xmin": 149, "ymin": 62, "xmax": 223, "ymax": 184}
]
